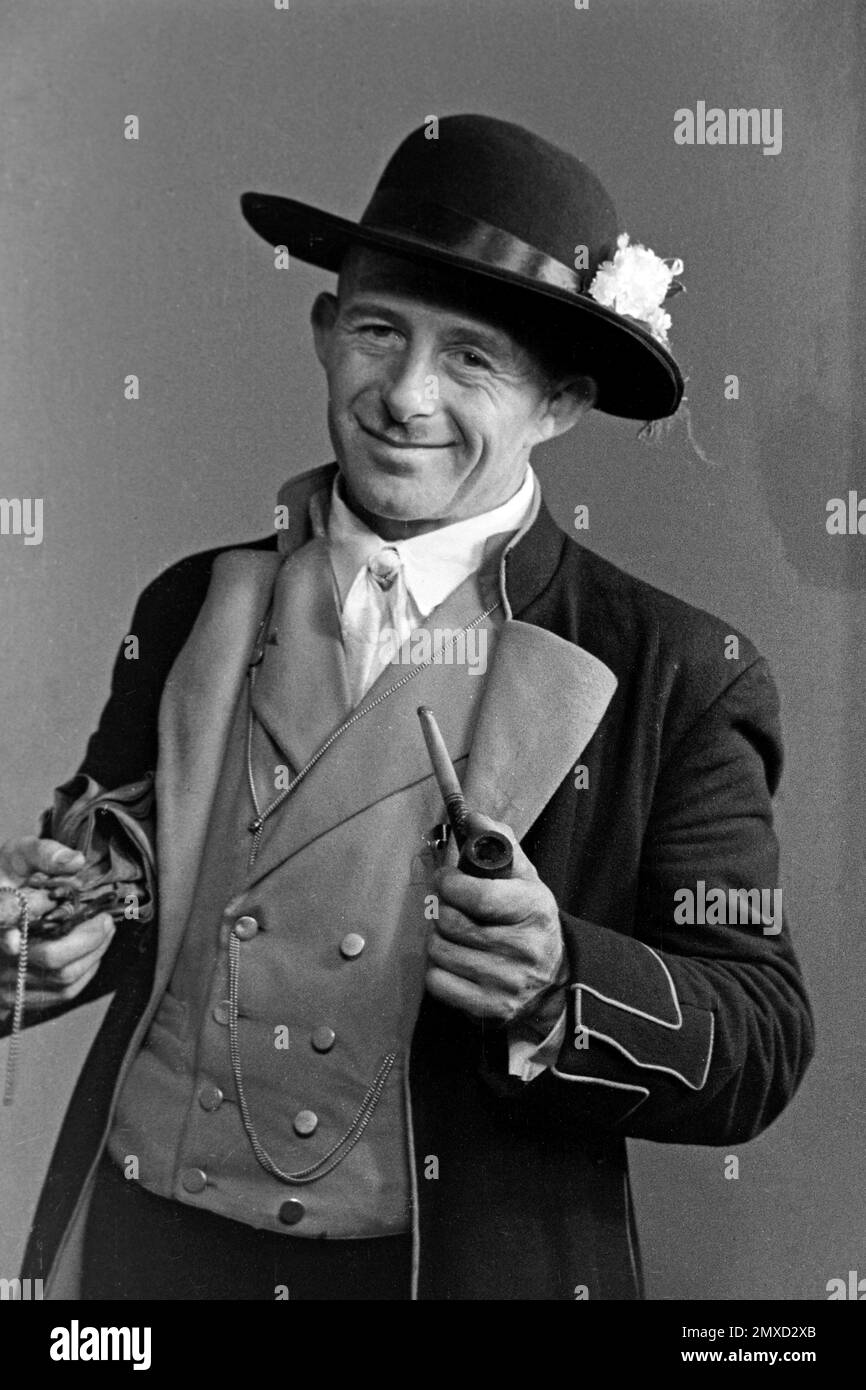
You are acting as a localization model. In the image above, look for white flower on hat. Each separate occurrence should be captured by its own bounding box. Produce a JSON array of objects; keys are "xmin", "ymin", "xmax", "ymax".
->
[{"xmin": 588, "ymin": 233, "xmax": 684, "ymax": 348}]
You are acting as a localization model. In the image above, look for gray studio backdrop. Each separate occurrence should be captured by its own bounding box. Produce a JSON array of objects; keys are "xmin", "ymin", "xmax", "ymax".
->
[{"xmin": 1, "ymin": 0, "xmax": 863, "ymax": 1300}]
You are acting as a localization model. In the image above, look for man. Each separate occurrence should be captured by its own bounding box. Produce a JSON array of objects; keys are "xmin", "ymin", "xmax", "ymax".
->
[{"xmin": 1, "ymin": 115, "xmax": 812, "ymax": 1301}]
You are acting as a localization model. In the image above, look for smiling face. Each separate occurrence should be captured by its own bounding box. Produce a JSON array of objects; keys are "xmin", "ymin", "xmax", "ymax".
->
[{"xmin": 311, "ymin": 248, "xmax": 591, "ymax": 538}]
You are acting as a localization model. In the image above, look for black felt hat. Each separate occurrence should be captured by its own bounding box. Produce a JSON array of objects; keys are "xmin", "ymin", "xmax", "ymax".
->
[{"xmin": 241, "ymin": 114, "xmax": 684, "ymax": 420}]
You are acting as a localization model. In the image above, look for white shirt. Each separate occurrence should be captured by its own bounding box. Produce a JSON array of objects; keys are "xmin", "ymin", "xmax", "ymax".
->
[{"xmin": 313, "ymin": 468, "xmax": 537, "ymax": 702}]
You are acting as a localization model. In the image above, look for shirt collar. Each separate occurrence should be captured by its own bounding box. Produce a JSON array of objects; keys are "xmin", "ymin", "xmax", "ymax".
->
[{"xmin": 313, "ymin": 467, "xmax": 538, "ymax": 617}]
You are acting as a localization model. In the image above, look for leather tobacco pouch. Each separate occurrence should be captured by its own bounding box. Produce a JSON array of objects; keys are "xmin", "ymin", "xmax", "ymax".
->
[{"xmin": 27, "ymin": 773, "xmax": 157, "ymax": 940}]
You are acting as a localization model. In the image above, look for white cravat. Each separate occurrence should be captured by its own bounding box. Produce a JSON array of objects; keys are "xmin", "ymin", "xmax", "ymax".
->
[
  {"xmin": 340, "ymin": 544, "xmax": 407, "ymax": 705},
  {"xmin": 315, "ymin": 469, "xmax": 537, "ymax": 704}
]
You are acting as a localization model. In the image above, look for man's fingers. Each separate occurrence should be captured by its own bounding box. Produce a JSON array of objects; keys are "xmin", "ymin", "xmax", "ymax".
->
[
  {"xmin": 0, "ymin": 885, "xmax": 56, "ymax": 932},
  {"xmin": 0, "ymin": 913, "xmax": 114, "ymax": 966},
  {"xmin": 27, "ymin": 918, "xmax": 116, "ymax": 979},
  {"xmin": 425, "ymin": 965, "xmax": 512, "ymax": 1021},
  {"xmin": 428, "ymin": 930, "xmax": 525, "ymax": 990},
  {"xmin": 28, "ymin": 915, "xmax": 116, "ymax": 971},
  {"xmin": 28, "ymin": 938, "xmax": 112, "ymax": 990},
  {"xmin": 0, "ymin": 958, "xmax": 105, "ymax": 1013},
  {"xmin": 0, "ymin": 837, "xmax": 85, "ymax": 881},
  {"xmin": 0, "ymin": 917, "xmax": 114, "ymax": 1006},
  {"xmin": 428, "ymin": 931, "xmax": 486, "ymax": 981},
  {"xmin": 431, "ymin": 908, "xmax": 538, "ymax": 964},
  {"xmin": 433, "ymin": 869, "xmax": 540, "ymax": 926}
]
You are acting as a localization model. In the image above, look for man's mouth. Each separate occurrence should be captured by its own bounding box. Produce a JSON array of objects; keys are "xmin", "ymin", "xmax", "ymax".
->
[{"xmin": 358, "ymin": 421, "xmax": 454, "ymax": 450}]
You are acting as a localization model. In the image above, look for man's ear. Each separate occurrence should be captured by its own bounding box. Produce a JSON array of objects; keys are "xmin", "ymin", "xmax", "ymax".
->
[
  {"xmin": 536, "ymin": 375, "xmax": 598, "ymax": 443},
  {"xmin": 311, "ymin": 291, "xmax": 339, "ymax": 367}
]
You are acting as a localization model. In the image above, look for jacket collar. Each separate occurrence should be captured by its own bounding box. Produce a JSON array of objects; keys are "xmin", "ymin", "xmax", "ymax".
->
[{"xmin": 276, "ymin": 461, "xmax": 567, "ymax": 620}]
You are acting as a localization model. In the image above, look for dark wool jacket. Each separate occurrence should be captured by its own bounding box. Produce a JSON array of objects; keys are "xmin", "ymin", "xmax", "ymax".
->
[{"xmin": 18, "ymin": 479, "xmax": 813, "ymax": 1301}]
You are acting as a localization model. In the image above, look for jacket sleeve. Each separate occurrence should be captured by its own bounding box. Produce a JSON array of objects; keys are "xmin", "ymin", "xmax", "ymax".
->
[
  {"xmin": 494, "ymin": 657, "xmax": 814, "ymax": 1145},
  {"xmin": 74, "ymin": 548, "xmax": 224, "ymax": 789}
]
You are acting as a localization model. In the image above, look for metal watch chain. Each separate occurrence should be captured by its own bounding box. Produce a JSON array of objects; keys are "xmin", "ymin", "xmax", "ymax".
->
[{"xmin": 1, "ymin": 885, "xmax": 30, "ymax": 1105}]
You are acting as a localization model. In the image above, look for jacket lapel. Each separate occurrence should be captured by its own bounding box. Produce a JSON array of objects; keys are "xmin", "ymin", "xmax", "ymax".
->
[
  {"xmin": 155, "ymin": 548, "xmax": 280, "ymax": 980},
  {"xmin": 249, "ymin": 535, "xmax": 352, "ymax": 772},
  {"xmin": 461, "ymin": 619, "xmax": 617, "ymax": 840},
  {"xmin": 458, "ymin": 491, "xmax": 617, "ymax": 838}
]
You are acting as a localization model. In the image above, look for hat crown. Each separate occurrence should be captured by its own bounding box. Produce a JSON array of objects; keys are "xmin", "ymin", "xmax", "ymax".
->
[{"xmin": 366, "ymin": 114, "xmax": 619, "ymax": 276}]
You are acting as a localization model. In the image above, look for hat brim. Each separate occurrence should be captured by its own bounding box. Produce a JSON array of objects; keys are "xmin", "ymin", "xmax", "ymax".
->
[{"xmin": 240, "ymin": 191, "xmax": 684, "ymax": 421}]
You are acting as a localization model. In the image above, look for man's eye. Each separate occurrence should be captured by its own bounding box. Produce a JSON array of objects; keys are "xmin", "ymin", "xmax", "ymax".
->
[
  {"xmin": 359, "ymin": 323, "xmax": 399, "ymax": 340},
  {"xmin": 455, "ymin": 349, "xmax": 491, "ymax": 370}
]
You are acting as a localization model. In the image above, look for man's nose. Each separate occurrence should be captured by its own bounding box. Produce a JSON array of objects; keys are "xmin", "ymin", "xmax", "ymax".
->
[{"xmin": 380, "ymin": 349, "xmax": 438, "ymax": 421}]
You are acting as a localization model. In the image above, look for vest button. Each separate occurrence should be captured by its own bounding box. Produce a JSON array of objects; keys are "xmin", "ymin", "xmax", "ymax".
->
[
  {"xmin": 311, "ymin": 1026, "xmax": 336, "ymax": 1053},
  {"xmin": 181, "ymin": 1167, "xmax": 207, "ymax": 1194},
  {"xmin": 233, "ymin": 915, "xmax": 259, "ymax": 941},
  {"xmin": 213, "ymin": 1000, "xmax": 231, "ymax": 1026},
  {"xmin": 278, "ymin": 1199, "xmax": 305, "ymax": 1226},
  {"xmin": 339, "ymin": 932, "xmax": 365, "ymax": 959},
  {"xmin": 293, "ymin": 1109, "xmax": 318, "ymax": 1136},
  {"xmin": 198, "ymin": 1084, "xmax": 224, "ymax": 1112}
]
